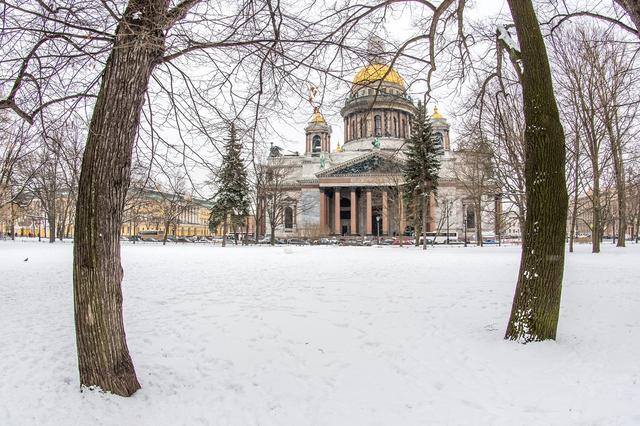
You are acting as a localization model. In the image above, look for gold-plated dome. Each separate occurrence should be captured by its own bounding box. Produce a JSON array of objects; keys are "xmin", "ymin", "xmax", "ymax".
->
[
  {"xmin": 310, "ymin": 106, "xmax": 326, "ymax": 124},
  {"xmin": 432, "ymin": 106, "xmax": 444, "ymax": 120},
  {"xmin": 352, "ymin": 63, "xmax": 405, "ymax": 88}
]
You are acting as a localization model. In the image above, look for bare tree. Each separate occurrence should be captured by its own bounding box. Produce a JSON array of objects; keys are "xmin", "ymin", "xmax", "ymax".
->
[
  {"xmin": 260, "ymin": 156, "xmax": 296, "ymax": 246},
  {"xmin": 454, "ymin": 133, "xmax": 493, "ymax": 246}
]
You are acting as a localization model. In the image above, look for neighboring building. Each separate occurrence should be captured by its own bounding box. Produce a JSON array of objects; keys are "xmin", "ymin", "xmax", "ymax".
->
[
  {"xmin": 0, "ymin": 187, "xmax": 244, "ymax": 240},
  {"xmin": 262, "ymin": 53, "xmax": 502, "ymax": 241}
]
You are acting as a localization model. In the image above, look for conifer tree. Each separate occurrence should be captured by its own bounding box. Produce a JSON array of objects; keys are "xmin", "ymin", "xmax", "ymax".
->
[
  {"xmin": 209, "ymin": 123, "xmax": 250, "ymax": 247},
  {"xmin": 403, "ymin": 101, "xmax": 441, "ymax": 249}
]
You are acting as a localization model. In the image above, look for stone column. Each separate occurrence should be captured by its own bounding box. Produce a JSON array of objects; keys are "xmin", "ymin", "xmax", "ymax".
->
[
  {"xmin": 319, "ymin": 190, "xmax": 326, "ymax": 235},
  {"xmin": 366, "ymin": 189, "xmax": 372, "ymax": 235},
  {"xmin": 350, "ymin": 188, "xmax": 357, "ymax": 235},
  {"xmin": 382, "ymin": 189, "xmax": 389, "ymax": 235},
  {"xmin": 334, "ymin": 188, "xmax": 341, "ymax": 235}
]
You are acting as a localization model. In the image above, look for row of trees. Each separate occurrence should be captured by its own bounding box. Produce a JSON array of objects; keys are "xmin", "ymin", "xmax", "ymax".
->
[{"xmin": 459, "ymin": 23, "xmax": 640, "ymax": 255}]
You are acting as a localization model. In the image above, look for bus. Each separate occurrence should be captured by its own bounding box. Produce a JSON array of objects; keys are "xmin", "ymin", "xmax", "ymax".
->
[{"xmin": 420, "ymin": 231, "xmax": 459, "ymax": 244}]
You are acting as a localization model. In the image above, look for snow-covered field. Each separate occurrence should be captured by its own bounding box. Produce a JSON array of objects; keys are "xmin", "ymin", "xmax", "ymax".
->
[{"xmin": 1, "ymin": 240, "xmax": 639, "ymax": 426}]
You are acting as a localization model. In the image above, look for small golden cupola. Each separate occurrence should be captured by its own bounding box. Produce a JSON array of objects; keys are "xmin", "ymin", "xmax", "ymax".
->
[
  {"xmin": 432, "ymin": 105, "xmax": 444, "ymax": 120},
  {"xmin": 431, "ymin": 105, "xmax": 451, "ymax": 152},
  {"xmin": 305, "ymin": 106, "xmax": 332, "ymax": 156}
]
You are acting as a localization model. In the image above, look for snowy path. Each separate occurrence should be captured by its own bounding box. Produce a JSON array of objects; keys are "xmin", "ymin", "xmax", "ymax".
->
[{"xmin": 1, "ymin": 241, "xmax": 639, "ymax": 425}]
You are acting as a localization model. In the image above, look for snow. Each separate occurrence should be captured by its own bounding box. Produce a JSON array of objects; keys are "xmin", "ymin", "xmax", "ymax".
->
[
  {"xmin": 1, "ymin": 240, "xmax": 639, "ymax": 425},
  {"xmin": 497, "ymin": 25, "xmax": 520, "ymax": 54}
]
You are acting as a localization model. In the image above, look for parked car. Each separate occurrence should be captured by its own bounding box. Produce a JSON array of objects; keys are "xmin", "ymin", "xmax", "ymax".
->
[
  {"xmin": 287, "ymin": 238, "xmax": 309, "ymax": 245},
  {"xmin": 391, "ymin": 237, "xmax": 413, "ymax": 246}
]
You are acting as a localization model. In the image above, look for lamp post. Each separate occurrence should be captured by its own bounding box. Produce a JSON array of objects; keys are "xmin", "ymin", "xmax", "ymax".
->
[{"xmin": 375, "ymin": 214, "xmax": 380, "ymax": 244}]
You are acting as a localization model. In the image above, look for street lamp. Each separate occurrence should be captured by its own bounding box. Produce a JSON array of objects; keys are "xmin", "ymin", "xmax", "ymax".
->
[{"xmin": 375, "ymin": 214, "xmax": 381, "ymax": 244}]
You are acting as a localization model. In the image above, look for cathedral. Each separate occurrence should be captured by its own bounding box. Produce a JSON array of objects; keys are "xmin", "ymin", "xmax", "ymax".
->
[{"xmin": 264, "ymin": 57, "xmax": 502, "ymax": 242}]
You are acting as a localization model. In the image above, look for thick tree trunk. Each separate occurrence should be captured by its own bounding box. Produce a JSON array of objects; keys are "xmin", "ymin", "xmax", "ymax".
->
[
  {"xmin": 73, "ymin": 0, "xmax": 166, "ymax": 397},
  {"xmin": 505, "ymin": 0, "xmax": 568, "ymax": 342},
  {"xmin": 615, "ymin": 0, "xmax": 640, "ymax": 34}
]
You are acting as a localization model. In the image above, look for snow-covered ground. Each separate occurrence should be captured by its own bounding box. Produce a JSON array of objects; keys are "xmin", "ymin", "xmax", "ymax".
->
[{"xmin": 1, "ymin": 240, "xmax": 639, "ymax": 426}]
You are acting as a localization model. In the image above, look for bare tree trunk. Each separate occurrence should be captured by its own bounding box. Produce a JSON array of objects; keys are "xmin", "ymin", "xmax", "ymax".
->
[
  {"xmin": 73, "ymin": 0, "xmax": 167, "ymax": 396},
  {"xmin": 222, "ymin": 216, "xmax": 228, "ymax": 247},
  {"xmin": 592, "ymin": 165, "xmax": 601, "ymax": 253},
  {"xmin": 505, "ymin": 0, "xmax": 568, "ymax": 342},
  {"xmin": 610, "ymin": 136, "xmax": 626, "ymax": 248},
  {"xmin": 47, "ymin": 206, "xmax": 56, "ymax": 243},
  {"xmin": 422, "ymin": 196, "xmax": 427, "ymax": 250},
  {"xmin": 162, "ymin": 221, "xmax": 170, "ymax": 245},
  {"xmin": 10, "ymin": 202, "xmax": 15, "ymax": 240},
  {"xmin": 569, "ymin": 132, "xmax": 581, "ymax": 253},
  {"xmin": 270, "ymin": 221, "xmax": 276, "ymax": 246},
  {"xmin": 475, "ymin": 202, "xmax": 483, "ymax": 247}
]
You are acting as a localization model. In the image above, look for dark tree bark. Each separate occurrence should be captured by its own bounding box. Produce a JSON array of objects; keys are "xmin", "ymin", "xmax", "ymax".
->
[
  {"xmin": 615, "ymin": 0, "xmax": 640, "ymax": 33},
  {"xmin": 73, "ymin": 0, "xmax": 167, "ymax": 397},
  {"xmin": 505, "ymin": 0, "xmax": 569, "ymax": 342},
  {"xmin": 47, "ymin": 204, "xmax": 56, "ymax": 243}
]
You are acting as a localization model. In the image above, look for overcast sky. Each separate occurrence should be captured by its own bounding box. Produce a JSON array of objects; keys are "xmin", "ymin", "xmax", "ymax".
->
[{"xmin": 268, "ymin": 0, "xmax": 510, "ymax": 156}]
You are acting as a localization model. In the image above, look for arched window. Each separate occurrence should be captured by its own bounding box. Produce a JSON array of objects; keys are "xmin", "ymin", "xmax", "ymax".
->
[
  {"xmin": 312, "ymin": 135, "xmax": 321, "ymax": 153},
  {"xmin": 401, "ymin": 119, "xmax": 407, "ymax": 138},
  {"xmin": 351, "ymin": 120, "xmax": 356, "ymax": 141},
  {"xmin": 393, "ymin": 117, "xmax": 397, "ymax": 137},
  {"xmin": 374, "ymin": 115, "xmax": 382, "ymax": 136},
  {"xmin": 466, "ymin": 207, "xmax": 476, "ymax": 229},
  {"xmin": 284, "ymin": 207, "xmax": 294, "ymax": 229}
]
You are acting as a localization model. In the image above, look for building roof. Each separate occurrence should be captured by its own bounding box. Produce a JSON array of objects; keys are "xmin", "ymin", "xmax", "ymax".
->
[{"xmin": 352, "ymin": 63, "xmax": 405, "ymax": 88}]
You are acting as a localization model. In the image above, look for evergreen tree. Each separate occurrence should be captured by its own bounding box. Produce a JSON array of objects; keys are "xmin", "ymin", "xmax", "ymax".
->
[
  {"xmin": 209, "ymin": 123, "xmax": 250, "ymax": 247},
  {"xmin": 403, "ymin": 101, "xmax": 441, "ymax": 249}
]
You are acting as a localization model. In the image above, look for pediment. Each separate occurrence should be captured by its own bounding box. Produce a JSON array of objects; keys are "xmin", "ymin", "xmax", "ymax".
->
[{"xmin": 316, "ymin": 151, "xmax": 402, "ymax": 178}]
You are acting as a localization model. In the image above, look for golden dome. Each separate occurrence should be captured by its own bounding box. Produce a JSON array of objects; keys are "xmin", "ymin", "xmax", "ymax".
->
[
  {"xmin": 352, "ymin": 63, "xmax": 405, "ymax": 88},
  {"xmin": 432, "ymin": 106, "xmax": 444, "ymax": 120},
  {"xmin": 310, "ymin": 106, "xmax": 326, "ymax": 124}
]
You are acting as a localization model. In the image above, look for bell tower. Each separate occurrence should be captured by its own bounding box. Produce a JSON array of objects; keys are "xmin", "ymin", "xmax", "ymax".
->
[
  {"xmin": 431, "ymin": 106, "xmax": 450, "ymax": 152},
  {"xmin": 305, "ymin": 107, "xmax": 332, "ymax": 157}
]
